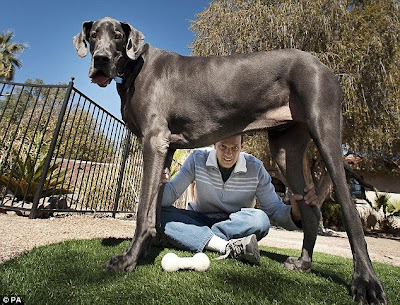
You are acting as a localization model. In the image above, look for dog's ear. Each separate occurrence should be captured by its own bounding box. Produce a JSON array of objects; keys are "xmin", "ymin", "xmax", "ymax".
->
[
  {"xmin": 121, "ymin": 22, "xmax": 145, "ymax": 60},
  {"xmin": 73, "ymin": 21, "xmax": 93, "ymax": 58}
]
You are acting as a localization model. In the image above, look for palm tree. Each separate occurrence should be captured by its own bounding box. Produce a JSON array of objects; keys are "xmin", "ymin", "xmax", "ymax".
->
[{"xmin": 0, "ymin": 30, "xmax": 26, "ymax": 81}]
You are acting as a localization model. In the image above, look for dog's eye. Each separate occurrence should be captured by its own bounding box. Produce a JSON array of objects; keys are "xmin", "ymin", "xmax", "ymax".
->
[
  {"xmin": 114, "ymin": 32, "xmax": 122, "ymax": 40},
  {"xmin": 91, "ymin": 32, "xmax": 97, "ymax": 39}
]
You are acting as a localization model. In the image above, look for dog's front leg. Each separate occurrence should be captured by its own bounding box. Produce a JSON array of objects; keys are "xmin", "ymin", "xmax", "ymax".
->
[
  {"xmin": 269, "ymin": 126, "xmax": 318, "ymax": 272},
  {"xmin": 139, "ymin": 147, "xmax": 176, "ymax": 259},
  {"xmin": 105, "ymin": 129, "xmax": 171, "ymax": 272}
]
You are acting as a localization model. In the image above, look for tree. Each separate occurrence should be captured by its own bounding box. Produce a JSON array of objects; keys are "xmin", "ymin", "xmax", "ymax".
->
[
  {"xmin": 0, "ymin": 31, "xmax": 26, "ymax": 81},
  {"xmin": 190, "ymin": 0, "xmax": 399, "ymax": 175}
]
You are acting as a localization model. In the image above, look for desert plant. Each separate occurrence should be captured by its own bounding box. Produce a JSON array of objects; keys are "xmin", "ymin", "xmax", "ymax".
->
[
  {"xmin": 373, "ymin": 190, "xmax": 391, "ymax": 213},
  {"xmin": 0, "ymin": 152, "xmax": 72, "ymax": 202},
  {"xmin": 387, "ymin": 201, "xmax": 400, "ymax": 217},
  {"xmin": 369, "ymin": 190, "xmax": 400, "ymax": 231}
]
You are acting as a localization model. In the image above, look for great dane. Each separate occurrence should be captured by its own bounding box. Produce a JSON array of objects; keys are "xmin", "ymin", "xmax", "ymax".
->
[{"xmin": 73, "ymin": 17, "xmax": 386, "ymax": 304}]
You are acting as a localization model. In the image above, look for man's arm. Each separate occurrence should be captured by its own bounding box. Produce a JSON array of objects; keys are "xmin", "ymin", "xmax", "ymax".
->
[
  {"xmin": 289, "ymin": 185, "xmax": 318, "ymax": 222},
  {"xmin": 256, "ymin": 166, "xmax": 317, "ymax": 230}
]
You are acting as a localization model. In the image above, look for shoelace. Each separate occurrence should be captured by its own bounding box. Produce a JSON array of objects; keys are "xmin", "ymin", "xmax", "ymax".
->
[{"xmin": 215, "ymin": 241, "xmax": 243, "ymax": 260}]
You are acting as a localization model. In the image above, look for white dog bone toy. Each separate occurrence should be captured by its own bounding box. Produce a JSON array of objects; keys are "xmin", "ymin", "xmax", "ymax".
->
[{"xmin": 161, "ymin": 252, "xmax": 210, "ymax": 272}]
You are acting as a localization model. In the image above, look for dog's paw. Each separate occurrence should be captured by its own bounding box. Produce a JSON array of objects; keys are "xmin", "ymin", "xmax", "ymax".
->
[
  {"xmin": 351, "ymin": 271, "xmax": 387, "ymax": 305},
  {"xmin": 104, "ymin": 254, "xmax": 137, "ymax": 272},
  {"xmin": 283, "ymin": 256, "xmax": 311, "ymax": 273}
]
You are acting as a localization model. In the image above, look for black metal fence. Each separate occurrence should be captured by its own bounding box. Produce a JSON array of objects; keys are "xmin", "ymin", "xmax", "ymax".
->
[{"xmin": 0, "ymin": 79, "xmax": 143, "ymax": 218}]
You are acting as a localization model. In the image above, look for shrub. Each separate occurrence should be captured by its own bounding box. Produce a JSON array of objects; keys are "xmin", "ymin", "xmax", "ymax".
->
[
  {"xmin": 321, "ymin": 201, "xmax": 343, "ymax": 230},
  {"xmin": 0, "ymin": 152, "xmax": 72, "ymax": 202}
]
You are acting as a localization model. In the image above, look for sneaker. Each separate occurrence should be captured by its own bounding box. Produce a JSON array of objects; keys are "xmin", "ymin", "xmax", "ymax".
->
[{"xmin": 216, "ymin": 234, "xmax": 260, "ymax": 265}]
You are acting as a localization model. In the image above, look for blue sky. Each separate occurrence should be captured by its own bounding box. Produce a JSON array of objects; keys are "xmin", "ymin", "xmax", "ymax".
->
[{"xmin": 1, "ymin": 0, "xmax": 210, "ymax": 119}]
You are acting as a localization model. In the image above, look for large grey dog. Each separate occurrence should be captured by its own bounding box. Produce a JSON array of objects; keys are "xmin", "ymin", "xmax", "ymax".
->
[{"xmin": 74, "ymin": 17, "xmax": 386, "ymax": 304}]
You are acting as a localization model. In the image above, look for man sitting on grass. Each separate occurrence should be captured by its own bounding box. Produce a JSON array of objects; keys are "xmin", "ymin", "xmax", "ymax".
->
[{"xmin": 158, "ymin": 134, "xmax": 318, "ymax": 265}]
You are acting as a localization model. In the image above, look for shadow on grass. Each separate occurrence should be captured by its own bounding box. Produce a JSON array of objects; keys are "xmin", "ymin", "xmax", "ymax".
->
[
  {"xmin": 260, "ymin": 249, "xmax": 351, "ymax": 291},
  {"xmin": 313, "ymin": 268, "xmax": 351, "ymax": 292},
  {"xmin": 101, "ymin": 237, "xmax": 130, "ymax": 247},
  {"xmin": 138, "ymin": 246, "xmax": 163, "ymax": 266},
  {"xmin": 260, "ymin": 249, "xmax": 288, "ymax": 264},
  {"xmin": 101, "ymin": 238, "xmax": 164, "ymax": 267}
]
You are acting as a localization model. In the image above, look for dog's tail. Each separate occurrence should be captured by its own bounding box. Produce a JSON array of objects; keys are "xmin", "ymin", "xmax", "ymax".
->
[{"xmin": 343, "ymin": 160, "xmax": 375, "ymax": 191}]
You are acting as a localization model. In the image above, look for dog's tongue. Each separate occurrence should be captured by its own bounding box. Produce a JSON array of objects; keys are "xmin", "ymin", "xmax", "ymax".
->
[{"xmin": 91, "ymin": 72, "xmax": 110, "ymax": 85}]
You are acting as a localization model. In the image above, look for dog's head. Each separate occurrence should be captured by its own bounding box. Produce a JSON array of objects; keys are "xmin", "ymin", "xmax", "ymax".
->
[{"xmin": 73, "ymin": 17, "xmax": 145, "ymax": 87}]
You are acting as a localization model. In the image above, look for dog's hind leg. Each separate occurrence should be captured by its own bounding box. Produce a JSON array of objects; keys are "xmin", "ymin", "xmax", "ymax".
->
[
  {"xmin": 293, "ymin": 68, "xmax": 387, "ymax": 304},
  {"xmin": 268, "ymin": 124, "xmax": 319, "ymax": 272},
  {"xmin": 156, "ymin": 147, "xmax": 176, "ymax": 223},
  {"xmin": 105, "ymin": 128, "xmax": 172, "ymax": 272},
  {"xmin": 307, "ymin": 120, "xmax": 387, "ymax": 304}
]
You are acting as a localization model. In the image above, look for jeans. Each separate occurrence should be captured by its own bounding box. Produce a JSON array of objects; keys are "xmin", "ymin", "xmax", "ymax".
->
[{"xmin": 158, "ymin": 206, "xmax": 271, "ymax": 252}]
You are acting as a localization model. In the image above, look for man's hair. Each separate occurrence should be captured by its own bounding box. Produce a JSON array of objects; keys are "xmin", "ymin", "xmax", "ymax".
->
[{"xmin": 215, "ymin": 134, "xmax": 245, "ymax": 146}]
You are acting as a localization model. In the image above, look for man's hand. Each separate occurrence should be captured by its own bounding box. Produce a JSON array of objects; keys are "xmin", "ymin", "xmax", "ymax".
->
[
  {"xmin": 161, "ymin": 169, "xmax": 169, "ymax": 184},
  {"xmin": 290, "ymin": 185, "xmax": 318, "ymax": 222}
]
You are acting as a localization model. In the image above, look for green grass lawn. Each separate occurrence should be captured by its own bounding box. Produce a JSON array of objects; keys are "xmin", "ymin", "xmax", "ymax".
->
[{"xmin": 0, "ymin": 238, "xmax": 398, "ymax": 305}]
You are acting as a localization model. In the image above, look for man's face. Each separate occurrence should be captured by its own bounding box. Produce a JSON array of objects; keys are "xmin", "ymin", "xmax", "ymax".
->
[{"xmin": 215, "ymin": 135, "xmax": 243, "ymax": 170}]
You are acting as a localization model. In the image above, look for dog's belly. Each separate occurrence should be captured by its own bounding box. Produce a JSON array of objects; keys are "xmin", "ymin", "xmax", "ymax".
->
[
  {"xmin": 169, "ymin": 105, "xmax": 296, "ymax": 149},
  {"xmin": 243, "ymin": 104, "xmax": 294, "ymax": 132}
]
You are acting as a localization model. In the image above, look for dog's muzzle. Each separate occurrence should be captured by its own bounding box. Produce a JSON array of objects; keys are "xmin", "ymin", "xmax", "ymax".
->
[{"xmin": 90, "ymin": 53, "xmax": 114, "ymax": 87}]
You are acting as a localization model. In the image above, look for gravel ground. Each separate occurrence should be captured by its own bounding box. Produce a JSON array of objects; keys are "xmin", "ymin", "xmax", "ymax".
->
[{"xmin": 1, "ymin": 212, "xmax": 399, "ymax": 266}]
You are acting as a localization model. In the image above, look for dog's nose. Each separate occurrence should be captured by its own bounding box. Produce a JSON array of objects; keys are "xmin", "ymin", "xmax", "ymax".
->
[{"xmin": 94, "ymin": 54, "xmax": 110, "ymax": 65}]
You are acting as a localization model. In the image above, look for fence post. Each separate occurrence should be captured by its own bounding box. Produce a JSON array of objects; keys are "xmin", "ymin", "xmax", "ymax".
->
[
  {"xmin": 112, "ymin": 130, "xmax": 132, "ymax": 217},
  {"xmin": 29, "ymin": 79, "xmax": 75, "ymax": 219}
]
